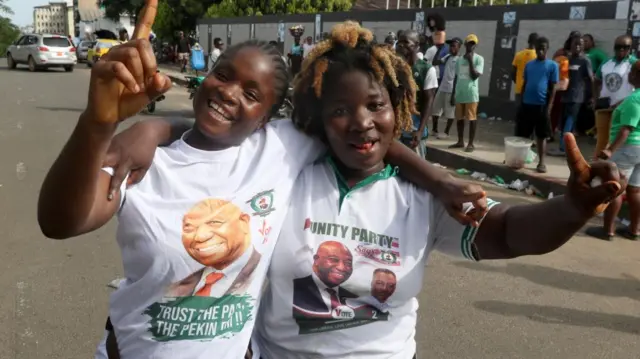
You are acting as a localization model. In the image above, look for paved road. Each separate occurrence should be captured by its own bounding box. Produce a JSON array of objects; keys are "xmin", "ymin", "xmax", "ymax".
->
[{"xmin": 0, "ymin": 62, "xmax": 638, "ymax": 359}]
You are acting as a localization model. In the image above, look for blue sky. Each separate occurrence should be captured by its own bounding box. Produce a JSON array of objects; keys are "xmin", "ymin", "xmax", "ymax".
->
[{"xmin": 7, "ymin": 0, "xmax": 43, "ymax": 26}]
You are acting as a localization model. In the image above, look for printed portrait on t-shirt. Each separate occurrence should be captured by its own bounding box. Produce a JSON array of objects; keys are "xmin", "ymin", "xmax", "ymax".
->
[
  {"xmin": 292, "ymin": 240, "xmax": 391, "ymax": 335},
  {"xmin": 166, "ymin": 199, "xmax": 262, "ymax": 298}
]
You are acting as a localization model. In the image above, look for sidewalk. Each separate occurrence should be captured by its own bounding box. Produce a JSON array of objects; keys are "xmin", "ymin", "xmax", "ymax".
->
[{"xmin": 426, "ymin": 118, "xmax": 597, "ymax": 198}]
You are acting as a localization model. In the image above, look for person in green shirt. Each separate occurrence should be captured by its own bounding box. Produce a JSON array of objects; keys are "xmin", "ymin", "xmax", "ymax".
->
[
  {"xmin": 583, "ymin": 34, "xmax": 608, "ymax": 73},
  {"xmin": 450, "ymin": 34, "xmax": 484, "ymax": 153},
  {"xmin": 587, "ymin": 61, "xmax": 640, "ymax": 241}
]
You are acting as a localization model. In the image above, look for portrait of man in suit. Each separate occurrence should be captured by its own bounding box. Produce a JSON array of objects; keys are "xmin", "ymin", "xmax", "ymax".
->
[
  {"xmin": 347, "ymin": 269, "xmax": 397, "ymax": 313},
  {"xmin": 293, "ymin": 241, "xmax": 356, "ymax": 315},
  {"xmin": 166, "ymin": 198, "xmax": 261, "ymax": 298}
]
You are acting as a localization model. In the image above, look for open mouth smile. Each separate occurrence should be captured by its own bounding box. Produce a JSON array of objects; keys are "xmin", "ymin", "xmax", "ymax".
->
[
  {"xmin": 207, "ymin": 100, "xmax": 234, "ymax": 122},
  {"xmin": 350, "ymin": 140, "xmax": 379, "ymax": 153}
]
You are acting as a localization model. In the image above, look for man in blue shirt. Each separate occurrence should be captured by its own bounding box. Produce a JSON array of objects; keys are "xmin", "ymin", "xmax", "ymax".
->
[{"xmin": 517, "ymin": 37, "xmax": 559, "ymax": 173}]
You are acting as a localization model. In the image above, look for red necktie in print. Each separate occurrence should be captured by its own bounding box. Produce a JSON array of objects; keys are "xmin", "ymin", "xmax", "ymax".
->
[
  {"xmin": 195, "ymin": 272, "xmax": 225, "ymax": 297},
  {"xmin": 326, "ymin": 288, "xmax": 341, "ymax": 310}
]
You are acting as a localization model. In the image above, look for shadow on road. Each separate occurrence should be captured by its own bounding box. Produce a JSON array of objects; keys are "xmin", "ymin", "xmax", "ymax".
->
[
  {"xmin": 474, "ymin": 300, "xmax": 640, "ymax": 335},
  {"xmin": 36, "ymin": 106, "xmax": 84, "ymax": 113},
  {"xmin": 455, "ymin": 262, "xmax": 640, "ymax": 301}
]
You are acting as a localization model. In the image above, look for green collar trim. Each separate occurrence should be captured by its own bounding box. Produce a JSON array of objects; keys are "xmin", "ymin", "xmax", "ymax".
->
[
  {"xmin": 611, "ymin": 54, "xmax": 636, "ymax": 65},
  {"xmin": 326, "ymin": 156, "xmax": 397, "ymax": 209}
]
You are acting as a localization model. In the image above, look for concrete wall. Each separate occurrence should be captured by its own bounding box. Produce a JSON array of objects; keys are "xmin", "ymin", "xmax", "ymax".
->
[{"xmin": 446, "ymin": 20, "xmax": 497, "ymax": 97}]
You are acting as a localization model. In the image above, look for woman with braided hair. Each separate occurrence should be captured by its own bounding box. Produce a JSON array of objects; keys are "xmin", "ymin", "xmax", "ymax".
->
[{"xmin": 250, "ymin": 21, "xmax": 622, "ymax": 359}]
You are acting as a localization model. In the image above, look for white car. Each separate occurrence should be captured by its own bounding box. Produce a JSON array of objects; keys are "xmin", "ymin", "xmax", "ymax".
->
[{"xmin": 6, "ymin": 33, "xmax": 77, "ymax": 72}]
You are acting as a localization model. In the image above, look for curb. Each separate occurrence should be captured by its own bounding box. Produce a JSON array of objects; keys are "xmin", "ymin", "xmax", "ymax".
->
[
  {"xmin": 161, "ymin": 69, "xmax": 189, "ymax": 87},
  {"xmin": 425, "ymin": 145, "xmax": 567, "ymax": 198}
]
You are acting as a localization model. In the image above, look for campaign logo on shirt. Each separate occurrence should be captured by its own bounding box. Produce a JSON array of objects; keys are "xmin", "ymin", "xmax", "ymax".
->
[
  {"xmin": 143, "ymin": 198, "xmax": 263, "ymax": 342},
  {"xmin": 247, "ymin": 189, "xmax": 276, "ymax": 217},
  {"xmin": 605, "ymin": 72, "xmax": 623, "ymax": 92}
]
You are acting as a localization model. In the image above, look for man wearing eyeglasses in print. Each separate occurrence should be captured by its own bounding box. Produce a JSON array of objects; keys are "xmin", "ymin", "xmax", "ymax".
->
[{"xmin": 593, "ymin": 35, "xmax": 638, "ymax": 158}]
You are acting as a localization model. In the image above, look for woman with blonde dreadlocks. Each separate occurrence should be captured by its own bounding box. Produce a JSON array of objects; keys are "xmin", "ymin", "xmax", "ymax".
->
[{"xmin": 251, "ymin": 21, "xmax": 625, "ymax": 359}]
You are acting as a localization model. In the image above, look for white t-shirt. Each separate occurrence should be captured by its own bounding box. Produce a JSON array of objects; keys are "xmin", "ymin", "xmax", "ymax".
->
[
  {"xmin": 302, "ymin": 43, "xmax": 315, "ymax": 58},
  {"xmin": 424, "ymin": 66, "xmax": 438, "ymax": 90},
  {"xmin": 253, "ymin": 158, "xmax": 499, "ymax": 359},
  {"xmin": 209, "ymin": 48, "xmax": 222, "ymax": 70},
  {"xmin": 598, "ymin": 57, "xmax": 636, "ymax": 105},
  {"xmin": 438, "ymin": 55, "xmax": 459, "ymax": 93},
  {"xmin": 102, "ymin": 120, "xmax": 323, "ymax": 359}
]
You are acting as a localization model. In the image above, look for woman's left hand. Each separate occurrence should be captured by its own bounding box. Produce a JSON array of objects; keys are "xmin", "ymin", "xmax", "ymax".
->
[{"xmin": 564, "ymin": 133, "xmax": 626, "ymax": 216}]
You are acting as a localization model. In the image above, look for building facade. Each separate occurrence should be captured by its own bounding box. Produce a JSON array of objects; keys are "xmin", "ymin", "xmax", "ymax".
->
[{"xmin": 33, "ymin": 1, "xmax": 75, "ymax": 36}]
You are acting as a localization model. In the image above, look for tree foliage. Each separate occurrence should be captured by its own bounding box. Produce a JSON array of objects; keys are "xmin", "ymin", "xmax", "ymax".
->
[
  {"xmin": 0, "ymin": 0, "xmax": 18, "ymax": 56},
  {"xmin": 0, "ymin": 0, "xmax": 13, "ymax": 16},
  {"xmin": 206, "ymin": 0, "xmax": 354, "ymax": 18}
]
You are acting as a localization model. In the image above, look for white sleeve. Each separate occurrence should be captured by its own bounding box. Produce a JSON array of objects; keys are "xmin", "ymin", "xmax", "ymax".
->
[
  {"xmin": 266, "ymin": 119, "xmax": 326, "ymax": 173},
  {"xmin": 101, "ymin": 167, "xmax": 129, "ymax": 210},
  {"xmin": 428, "ymin": 198, "xmax": 500, "ymax": 261},
  {"xmin": 424, "ymin": 67, "xmax": 438, "ymax": 90},
  {"xmin": 425, "ymin": 46, "xmax": 436, "ymax": 63},
  {"xmin": 475, "ymin": 55, "xmax": 485, "ymax": 75}
]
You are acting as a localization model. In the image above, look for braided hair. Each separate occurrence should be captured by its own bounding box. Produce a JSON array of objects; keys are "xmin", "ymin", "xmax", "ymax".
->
[
  {"xmin": 292, "ymin": 21, "xmax": 417, "ymax": 139},
  {"xmin": 213, "ymin": 40, "xmax": 290, "ymax": 118}
]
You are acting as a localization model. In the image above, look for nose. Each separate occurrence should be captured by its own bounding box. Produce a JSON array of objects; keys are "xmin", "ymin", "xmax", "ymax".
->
[
  {"xmin": 195, "ymin": 226, "xmax": 214, "ymax": 242},
  {"xmin": 218, "ymin": 84, "xmax": 240, "ymax": 106},
  {"xmin": 336, "ymin": 260, "xmax": 348, "ymax": 271},
  {"xmin": 350, "ymin": 107, "xmax": 375, "ymax": 132}
]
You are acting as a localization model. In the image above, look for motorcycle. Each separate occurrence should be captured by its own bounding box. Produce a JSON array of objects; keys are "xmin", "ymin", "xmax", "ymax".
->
[
  {"xmin": 185, "ymin": 75, "xmax": 205, "ymax": 100},
  {"xmin": 144, "ymin": 70, "xmax": 166, "ymax": 114}
]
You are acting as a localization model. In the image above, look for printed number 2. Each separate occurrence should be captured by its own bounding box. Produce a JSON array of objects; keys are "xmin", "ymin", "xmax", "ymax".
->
[{"xmin": 372, "ymin": 311, "xmax": 378, "ymax": 319}]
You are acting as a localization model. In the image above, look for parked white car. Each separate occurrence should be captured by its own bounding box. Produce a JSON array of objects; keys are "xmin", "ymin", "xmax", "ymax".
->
[{"xmin": 6, "ymin": 33, "xmax": 77, "ymax": 72}]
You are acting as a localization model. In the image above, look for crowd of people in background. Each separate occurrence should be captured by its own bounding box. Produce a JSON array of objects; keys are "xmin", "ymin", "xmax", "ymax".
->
[
  {"xmin": 510, "ymin": 29, "xmax": 640, "ymax": 242},
  {"xmin": 163, "ymin": 20, "xmax": 640, "ymax": 245}
]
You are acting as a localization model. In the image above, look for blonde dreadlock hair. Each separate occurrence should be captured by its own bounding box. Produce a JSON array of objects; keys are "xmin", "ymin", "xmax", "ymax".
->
[{"xmin": 292, "ymin": 21, "xmax": 418, "ymax": 139}]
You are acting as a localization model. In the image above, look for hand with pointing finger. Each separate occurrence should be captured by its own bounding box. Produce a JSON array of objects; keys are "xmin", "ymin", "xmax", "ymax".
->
[
  {"xmin": 563, "ymin": 133, "xmax": 626, "ymax": 216},
  {"xmin": 85, "ymin": 0, "xmax": 171, "ymax": 125}
]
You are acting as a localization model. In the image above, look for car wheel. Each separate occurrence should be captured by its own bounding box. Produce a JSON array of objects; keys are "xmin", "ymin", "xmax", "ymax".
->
[
  {"xmin": 6, "ymin": 54, "xmax": 16, "ymax": 69},
  {"xmin": 28, "ymin": 57, "xmax": 37, "ymax": 72},
  {"xmin": 64, "ymin": 66, "xmax": 74, "ymax": 72}
]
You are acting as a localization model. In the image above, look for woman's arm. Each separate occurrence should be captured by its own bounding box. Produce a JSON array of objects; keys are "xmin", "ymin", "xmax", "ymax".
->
[
  {"xmin": 38, "ymin": 115, "xmax": 122, "ymax": 239},
  {"xmin": 38, "ymin": 10, "xmax": 173, "ymax": 239},
  {"xmin": 472, "ymin": 134, "xmax": 624, "ymax": 260}
]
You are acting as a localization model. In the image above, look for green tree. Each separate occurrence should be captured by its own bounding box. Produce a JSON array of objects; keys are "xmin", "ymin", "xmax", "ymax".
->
[
  {"xmin": 0, "ymin": 16, "xmax": 20, "ymax": 56},
  {"xmin": 0, "ymin": 0, "xmax": 14, "ymax": 16},
  {"xmin": 206, "ymin": 0, "xmax": 354, "ymax": 18}
]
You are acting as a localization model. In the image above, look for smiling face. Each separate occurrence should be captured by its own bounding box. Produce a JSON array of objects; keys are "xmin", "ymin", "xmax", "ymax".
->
[
  {"xmin": 182, "ymin": 199, "xmax": 251, "ymax": 269},
  {"xmin": 313, "ymin": 241, "xmax": 353, "ymax": 287},
  {"xmin": 371, "ymin": 270, "xmax": 396, "ymax": 303},
  {"xmin": 321, "ymin": 70, "xmax": 396, "ymax": 175},
  {"xmin": 193, "ymin": 46, "xmax": 277, "ymax": 148}
]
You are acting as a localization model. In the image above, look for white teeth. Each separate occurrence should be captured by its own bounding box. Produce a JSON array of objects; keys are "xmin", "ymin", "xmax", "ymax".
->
[
  {"xmin": 197, "ymin": 244, "xmax": 224, "ymax": 254},
  {"xmin": 207, "ymin": 100, "xmax": 232, "ymax": 121}
]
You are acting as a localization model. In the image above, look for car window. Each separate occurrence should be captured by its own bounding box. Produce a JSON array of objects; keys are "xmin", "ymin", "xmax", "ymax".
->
[
  {"xmin": 43, "ymin": 37, "xmax": 71, "ymax": 47},
  {"xmin": 15, "ymin": 36, "xmax": 26, "ymax": 45},
  {"xmin": 26, "ymin": 36, "xmax": 38, "ymax": 45}
]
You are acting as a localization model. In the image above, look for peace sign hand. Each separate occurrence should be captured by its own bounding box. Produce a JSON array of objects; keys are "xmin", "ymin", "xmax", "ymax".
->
[
  {"xmin": 85, "ymin": 0, "xmax": 171, "ymax": 125},
  {"xmin": 564, "ymin": 133, "xmax": 626, "ymax": 216}
]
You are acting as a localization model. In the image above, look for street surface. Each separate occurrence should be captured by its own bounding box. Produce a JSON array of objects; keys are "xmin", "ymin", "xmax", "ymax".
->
[{"xmin": 0, "ymin": 63, "xmax": 638, "ymax": 359}]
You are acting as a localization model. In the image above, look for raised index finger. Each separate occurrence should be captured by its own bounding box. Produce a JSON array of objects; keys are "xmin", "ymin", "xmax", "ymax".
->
[
  {"xmin": 564, "ymin": 132, "xmax": 590, "ymax": 182},
  {"xmin": 132, "ymin": 0, "xmax": 158, "ymax": 40}
]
